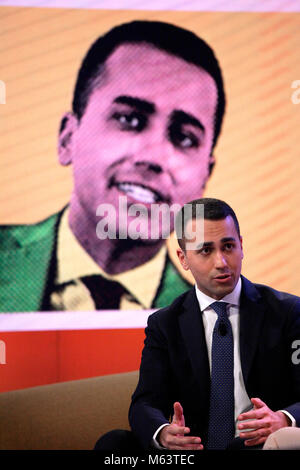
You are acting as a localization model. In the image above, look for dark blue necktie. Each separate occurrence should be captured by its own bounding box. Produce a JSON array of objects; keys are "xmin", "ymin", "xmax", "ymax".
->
[{"xmin": 206, "ymin": 301, "xmax": 235, "ymax": 450}]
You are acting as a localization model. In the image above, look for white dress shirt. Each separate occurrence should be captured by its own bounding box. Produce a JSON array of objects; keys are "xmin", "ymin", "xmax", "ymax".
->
[
  {"xmin": 153, "ymin": 278, "xmax": 295, "ymax": 447},
  {"xmin": 195, "ymin": 277, "xmax": 252, "ymax": 435}
]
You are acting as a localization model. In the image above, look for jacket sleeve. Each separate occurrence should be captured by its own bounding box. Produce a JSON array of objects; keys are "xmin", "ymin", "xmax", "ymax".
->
[{"xmin": 129, "ymin": 312, "xmax": 174, "ymax": 450}]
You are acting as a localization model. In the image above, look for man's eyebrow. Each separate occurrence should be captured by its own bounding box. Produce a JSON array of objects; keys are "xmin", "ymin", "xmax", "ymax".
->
[
  {"xmin": 196, "ymin": 237, "xmax": 237, "ymax": 249},
  {"xmin": 202, "ymin": 241, "xmax": 214, "ymax": 247},
  {"xmin": 194, "ymin": 241, "xmax": 214, "ymax": 250},
  {"xmin": 169, "ymin": 110, "xmax": 205, "ymax": 131},
  {"xmin": 113, "ymin": 95, "xmax": 155, "ymax": 114},
  {"xmin": 221, "ymin": 237, "xmax": 237, "ymax": 243}
]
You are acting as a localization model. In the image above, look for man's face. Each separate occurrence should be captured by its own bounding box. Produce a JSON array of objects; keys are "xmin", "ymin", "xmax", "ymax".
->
[
  {"xmin": 60, "ymin": 43, "xmax": 218, "ymax": 241},
  {"xmin": 177, "ymin": 216, "xmax": 243, "ymax": 299}
]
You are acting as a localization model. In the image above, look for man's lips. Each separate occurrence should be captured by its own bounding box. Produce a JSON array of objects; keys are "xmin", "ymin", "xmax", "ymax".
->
[
  {"xmin": 213, "ymin": 274, "xmax": 232, "ymax": 283},
  {"xmin": 111, "ymin": 180, "xmax": 169, "ymax": 204}
]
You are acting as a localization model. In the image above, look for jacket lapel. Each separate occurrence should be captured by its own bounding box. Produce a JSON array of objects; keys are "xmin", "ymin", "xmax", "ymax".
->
[
  {"xmin": 178, "ymin": 289, "xmax": 210, "ymax": 402},
  {"xmin": 239, "ymin": 276, "xmax": 266, "ymax": 385}
]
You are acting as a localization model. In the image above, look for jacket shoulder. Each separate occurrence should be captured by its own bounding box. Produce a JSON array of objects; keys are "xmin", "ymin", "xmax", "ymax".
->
[
  {"xmin": 246, "ymin": 277, "xmax": 300, "ymax": 313},
  {"xmin": 253, "ymin": 281, "xmax": 299, "ymax": 301},
  {"xmin": 148, "ymin": 288, "xmax": 194, "ymax": 324},
  {"xmin": 0, "ymin": 210, "xmax": 63, "ymax": 312},
  {"xmin": 0, "ymin": 211, "xmax": 61, "ymax": 250}
]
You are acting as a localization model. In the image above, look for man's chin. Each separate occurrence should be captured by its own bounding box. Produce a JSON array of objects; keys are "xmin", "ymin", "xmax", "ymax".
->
[
  {"xmin": 219, "ymin": 286, "xmax": 236, "ymax": 299},
  {"xmin": 210, "ymin": 281, "xmax": 236, "ymax": 299}
]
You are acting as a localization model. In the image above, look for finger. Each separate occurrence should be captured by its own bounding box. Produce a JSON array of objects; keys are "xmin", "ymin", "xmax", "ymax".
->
[
  {"xmin": 169, "ymin": 443, "xmax": 204, "ymax": 451},
  {"xmin": 168, "ymin": 425, "xmax": 190, "ymax": 436},
  {"xmin": 238, "ymin": 398, "xmax": 268, "ymax": 421},
  {"xmin": 244, "ymin": 435, "xmax": 267, "ymax": 447},
  {"xmin": 238, "ymin": 419, "xmax": 266, "ymax": 431},
  {"xmin": 172, "ymin": 435, "xmax": 202, "ymax": 446},
  {"xmin": 163, "ymin": 432, "xmax": 201, "ymax": 449},
  {"xmin": 168, "ymin": 436, "xmax": 202, "ymax": 449},
  {"xmin": 251, "ymin": 397, "xmax": 266, "ymax": 409},
  {"xmin": 238, "ymin": 408, "xmax": 265, "ymax": 421},
  {"xmin": 173, "ymin": 402, "xmax": 185, "ymax": 426},
  {"xmin": 239, "ymin": 427, "xmax": 269, "ymax": 440},
  {"xmin": 160, "ymin": 426, "xmax": 192, "ymax": 449}
]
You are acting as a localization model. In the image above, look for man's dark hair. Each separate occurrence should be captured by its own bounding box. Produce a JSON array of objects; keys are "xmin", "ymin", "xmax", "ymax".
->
[
  {"xmin": 72, "ymin": 20, "xmax": 226, "ymax": 155},
  {"xmin": 175, "ymin": 198, "xmax": 240, "ymax": 251}
]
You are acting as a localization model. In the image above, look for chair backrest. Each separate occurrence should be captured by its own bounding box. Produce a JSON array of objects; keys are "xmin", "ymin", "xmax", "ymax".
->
[{"xmin": 0, "ymin": 371, "xmax": 139, "ymax": 450}]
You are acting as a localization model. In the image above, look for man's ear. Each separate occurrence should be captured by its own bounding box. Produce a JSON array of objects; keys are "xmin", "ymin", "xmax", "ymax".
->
[
  {"xmin": 176, "ymin": 248, "xmax": 189, "ymax": 271},
  {"xmin": 208, "ymin": 153, "xmax": 216, "ymax": 176},
  {"xmin": 202, "ymin": 153, "xmax": 216, "ymax": 189},
  {"xmin": 58, "ymin": 112, "xmax": 78, "ymax": 166}
]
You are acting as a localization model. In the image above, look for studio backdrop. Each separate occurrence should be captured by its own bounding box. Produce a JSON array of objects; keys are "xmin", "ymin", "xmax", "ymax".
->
[{"xmin": 0, "ymin": 0, "xmax": 300, "ymax": 391}]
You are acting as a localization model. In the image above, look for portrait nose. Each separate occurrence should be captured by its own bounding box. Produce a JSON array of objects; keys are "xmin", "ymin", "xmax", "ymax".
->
[{"xmin": 134, "ymin": 160, "xmax": 163, "ymax": 174}]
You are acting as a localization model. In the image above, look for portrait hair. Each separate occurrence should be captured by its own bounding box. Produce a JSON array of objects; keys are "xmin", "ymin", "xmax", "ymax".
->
[{"xmin": 72, "ymin": 20, "xmax": 226, "ymax": 154}]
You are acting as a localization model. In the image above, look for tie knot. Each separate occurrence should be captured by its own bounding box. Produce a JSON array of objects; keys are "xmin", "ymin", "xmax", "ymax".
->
[{"xmin": 210, "ymin": 301, "xmax": 228, "ymax": 317}]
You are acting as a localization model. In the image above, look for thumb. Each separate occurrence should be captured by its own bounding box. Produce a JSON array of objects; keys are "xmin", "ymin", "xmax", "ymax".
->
[{"xmin": 251, "ymin": 397, "xmax": 265, "ymax": 409}]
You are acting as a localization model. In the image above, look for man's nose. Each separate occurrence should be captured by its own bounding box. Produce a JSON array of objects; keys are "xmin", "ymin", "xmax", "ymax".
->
[
  {"xmin": 214, "ymin": 251, "xmax": 227, "ymax": 268},
  {"xmin": 134, "ymin": 161, "xmax": 163, "ymax": 174}
]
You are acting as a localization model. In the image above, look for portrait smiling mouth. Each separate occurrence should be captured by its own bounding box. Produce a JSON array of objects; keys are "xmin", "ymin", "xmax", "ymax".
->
[
  {"xmin": 109, "ymin": 176, "xmax": 170, "ymax": 204},
  {"xmin": 118, "ymin": 181, "xmax": 167, "ymax": 204}
]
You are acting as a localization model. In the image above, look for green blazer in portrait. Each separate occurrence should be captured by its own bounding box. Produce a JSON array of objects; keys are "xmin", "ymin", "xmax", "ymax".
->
[{"xmin": 0, "ymin": 210, "xmax": 191, "ymax": 312}]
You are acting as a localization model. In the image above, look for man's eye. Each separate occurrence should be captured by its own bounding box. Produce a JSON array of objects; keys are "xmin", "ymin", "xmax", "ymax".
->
[
  {"xmin": 112, "ymin": 111, "xmax": 147, "ymax": 132},
  {"xmin": 224, "ymin": 243, "xmax": 234, "ymax": 251},
  {"xmin": 200, "ymin": 247, "xmax": 211, "ymax": 255}
]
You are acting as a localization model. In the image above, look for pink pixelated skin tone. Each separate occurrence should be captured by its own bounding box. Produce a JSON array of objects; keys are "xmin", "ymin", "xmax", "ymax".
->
[{"xmin": 58, "ymin": 44, "xmax": 217, "ymax": 274}]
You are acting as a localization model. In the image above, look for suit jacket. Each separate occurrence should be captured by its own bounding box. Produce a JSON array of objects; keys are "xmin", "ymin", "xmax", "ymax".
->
[
  {"xmin": 0, "ymin": 209, "xmax": 191, "ymax": 312},
  {"xmin": 129, "ymin": 276, "xmax": 300, "ymax": 449}
]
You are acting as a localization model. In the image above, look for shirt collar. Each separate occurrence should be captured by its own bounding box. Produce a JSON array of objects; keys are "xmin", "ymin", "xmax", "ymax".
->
[
  {"xmin": 55, "ymin": 206, "xmax": 167, "ymax": 308},
  {"xmin": 195, "ymin": 277, "xmax": 242, "ymax": 312}
]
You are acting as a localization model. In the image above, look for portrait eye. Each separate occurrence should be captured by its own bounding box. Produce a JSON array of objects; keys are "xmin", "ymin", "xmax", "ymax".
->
[
  {"xmin": 112, "ymin": 111, "xmax": 147, "ymax": 132},
  {"xmin": 168, "ymin": 125, "xmax": 200, "ymax": 150},
  {"xmin": 180, "ymin": 135, "xmax": 196, "ymax": 148}
]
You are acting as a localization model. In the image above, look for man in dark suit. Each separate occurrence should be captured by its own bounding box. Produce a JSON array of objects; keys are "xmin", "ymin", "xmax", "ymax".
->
[{"xmin": 125, "ymin": 198, "xmax": 300, "ymax": 451}]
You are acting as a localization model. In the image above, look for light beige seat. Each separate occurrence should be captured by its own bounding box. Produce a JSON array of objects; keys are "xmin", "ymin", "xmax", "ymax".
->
[
  {"xmin": 263, "ymin": 427, "xmax": 300, "ymax": 450},
  {"xmin": 0, "ymin": 371, "xmax": 138, "ymax": 450},
  {"xmin": 1, "ymin": 372, "xmax": 299, "ymax": 451}
]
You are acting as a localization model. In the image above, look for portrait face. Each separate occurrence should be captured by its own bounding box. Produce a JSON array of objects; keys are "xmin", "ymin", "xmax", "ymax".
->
[
  {"xmin": 59, "ymin": 43, "xmax": 218, "ymax": 242},
  {"xmin": 177, "ymin": 216, "xmax": 243, "ymax": 299}
]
